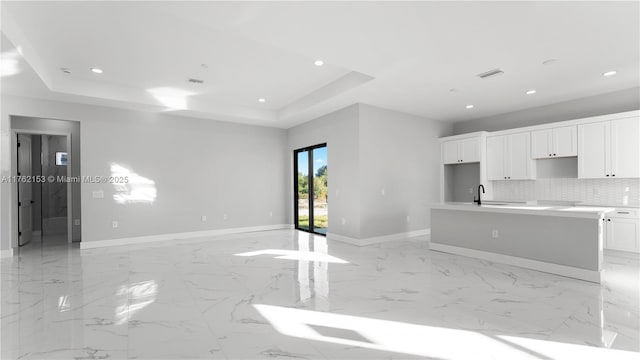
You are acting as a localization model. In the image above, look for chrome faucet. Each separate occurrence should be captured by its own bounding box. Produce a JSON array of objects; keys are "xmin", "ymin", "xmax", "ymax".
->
[{"xmin": 474, "ymin": 184, "xmax": 485, "ymax": 206}]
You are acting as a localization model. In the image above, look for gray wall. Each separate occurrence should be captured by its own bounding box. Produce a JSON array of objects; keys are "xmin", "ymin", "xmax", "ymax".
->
[
  {"xmin": 11, "ymin": 116, "xmax": 81, "ymax": 241},
  {"xmin": 453, "ymin": 87, "xmax": 640, "ymax": 134},
  {"xmin": 287, "ymin": 104, "xmax": 362, "ymax": 239},
  {"xmin": 358, "ymin": 104, "xmax": 452, "ymax": 238},
  {"xmin": 444, "ymin": 163, "xmax": 480, "ymax": 203},
  {"xmin": 0, "ymin": 95, "xmax": 288, "ymax": 249},
  {"xmin": 287, "ymin": 103, "xmax": 452, "ymax": 240}
]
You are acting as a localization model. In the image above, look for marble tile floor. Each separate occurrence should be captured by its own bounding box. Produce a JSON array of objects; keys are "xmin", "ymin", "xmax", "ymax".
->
[{"xmin": 1, "ymin": 229, "xmax": 638, "ymax": 359}]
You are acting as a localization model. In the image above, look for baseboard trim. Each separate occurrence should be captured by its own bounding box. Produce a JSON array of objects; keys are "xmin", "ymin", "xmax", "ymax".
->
[
  {"xmin": 429, "ymin": 242, "xmax": 601, "ymax": 283},
  {"xmin": 80, "ymin": 224, "xmax": 291, "ymax": 250},
  {"xmin": 1, "ymin": 249, "xmax": 14, "ymax": 258},
  {"xmin": 328, "ymin": 229, "xmax": 430, "ymax": 247}
]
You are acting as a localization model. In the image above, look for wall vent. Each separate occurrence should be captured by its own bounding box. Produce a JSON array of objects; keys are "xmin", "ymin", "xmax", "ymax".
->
[
  {"xmin": 476, "ymin": 69, "xmax": 504, "ymax": 79},
  {"xmin": 188, "ymin": 78, "xmax": 204, "ymax": 84}
]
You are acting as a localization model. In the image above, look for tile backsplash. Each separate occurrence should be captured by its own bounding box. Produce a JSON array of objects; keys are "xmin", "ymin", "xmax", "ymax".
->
[{"xmin": 492, "ymin": 178, "xmax": 640, "ymax": 205}]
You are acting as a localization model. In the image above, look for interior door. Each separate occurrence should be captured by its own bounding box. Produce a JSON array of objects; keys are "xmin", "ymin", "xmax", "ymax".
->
[{"xmin": 18, "ymin": 134, "xmax": 33, "ymax": 246}]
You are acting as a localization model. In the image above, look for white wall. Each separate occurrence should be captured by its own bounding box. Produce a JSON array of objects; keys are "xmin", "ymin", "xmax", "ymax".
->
[
  {"xmin": 287, "ymin": 103, "xmax": 452, "ymax": 241},
  {"xmin": 287, "ymin": 104, "xmax": 362, "ymax": 239},
  {"xmin": 1, "ymin": 95, "xmax": 288, "ymax": 249},
  {"xmin": 359, "ymin": 104, "xmax": 452, "ymax": 238},
  {"xmin": 453, "ymin": 87, "xmax": 640, "ymax": 134}
]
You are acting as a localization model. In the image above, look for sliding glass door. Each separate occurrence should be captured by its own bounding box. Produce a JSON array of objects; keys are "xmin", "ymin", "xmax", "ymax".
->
[{"xmin": 294, "ymin": 144, "xmax": 327, "ymax": 235}]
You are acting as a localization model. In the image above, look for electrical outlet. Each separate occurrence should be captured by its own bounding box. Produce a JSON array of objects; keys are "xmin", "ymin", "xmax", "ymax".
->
[
  {"xmin": 341, "ymin": 218, "xmax": 346, "ymax": 225},
  {"xmin": 492, "ymin": 229, "xmax": 499, "ymax": 238},
  {"xmin": 468, "ymin": 188, "xmax": 473, "ymax": 194},
  {"xmin": 269, "ymin": 211, "xmax": 273, "ymax": 217},
  {"xmin": 201, "ymin": 215, "xmax": 207, "ymax": 222},
  {"xmin": 406, "ymin": 215, "xmax": 411, "ymax": 223},
  {"xmin": 112, "ymin": 221, "xmax": 118, "ymax": 229},
  {"xmin": 74, "ymin": 219, "xmax": 80, "ymax": 226},
  {"xmin": 381, "ymin": 188, "xmax": 385, "ymax": 196},
  {"xmin": 223, "ymin": 214, "xmax": 228, "ymax": 220}
]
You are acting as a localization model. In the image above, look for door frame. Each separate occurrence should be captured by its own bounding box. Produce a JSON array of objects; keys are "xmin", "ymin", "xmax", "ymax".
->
[
  {"xmin": 293, "ymin": 143, "xmax": 327, "ymax": 236},
  {"xmin": 11, "ymin": 130, "xmax": 73, "ymax": 248}
]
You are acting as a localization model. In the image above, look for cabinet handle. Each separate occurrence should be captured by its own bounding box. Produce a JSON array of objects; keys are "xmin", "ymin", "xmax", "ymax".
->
[
  {"xmin": 606, "ymin": 174, "xmax": 610, "ymax": 177},
  {"xmin": 607, "ymin": 219, "xmax": 611, "ymax": 222},
  {"xmin": 553, "ymin": 153, "xmax": 556, "ymax": 156},
  {"xmin": 549, "ymin": 154, "xmax": 552, "ymax": 157},
  {"xmin": 618, "ymin": 211, "xmax": 630, "ymax": 214},
  {"xmin": 612, "ymin": 174, "xmax": 615, "ymax": 177}
]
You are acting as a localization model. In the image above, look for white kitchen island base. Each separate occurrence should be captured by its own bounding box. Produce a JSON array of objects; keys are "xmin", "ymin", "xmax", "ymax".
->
[{"xmin": 430, "ymin": 204, "xmax": 614, "ymax": 283}]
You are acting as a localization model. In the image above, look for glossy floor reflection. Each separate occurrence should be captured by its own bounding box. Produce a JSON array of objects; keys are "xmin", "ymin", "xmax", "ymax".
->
[{"xmin": 1, "ymin": 230, "xmax": 638, "ymax": 359}]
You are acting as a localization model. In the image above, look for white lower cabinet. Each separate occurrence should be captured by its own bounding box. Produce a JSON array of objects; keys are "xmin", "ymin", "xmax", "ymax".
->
[{"xmin": 605, "ymin": 209, "xmax": 640, "ymax": 253}]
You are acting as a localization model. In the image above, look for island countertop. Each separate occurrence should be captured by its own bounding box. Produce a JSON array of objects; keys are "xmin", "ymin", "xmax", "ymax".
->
[{"xmin": 431, "ymin": 202, "xmax": 615, "ymax": 219}]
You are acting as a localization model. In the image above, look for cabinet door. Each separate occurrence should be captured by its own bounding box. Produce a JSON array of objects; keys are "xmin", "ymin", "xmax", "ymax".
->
[
  {"xmin": 578, "ymin": 121, "xmax": 610, "ymax": 178},
  {"xmin": 442, "ymin": 140, "xmax": 460, "ymax": 164},
  {"xmin": 486, "ymin": 136, "xmax": 506, "ymax": 180},
  {"xmin": 531, "ymin": 129, "xmax": 552, "ymax": 159},
  {"xmin": 610, "ymin": 117, "xmax": 640, "ymax": 178},
  {"xmin": 461, "ymin": 137, "xmax": 480, "ymax": 163},
  {"xmin": 553, "ymin": 126, "xmax": 577, "ymax": 157},
  {"xmin": 509, "ymin": 132, "xmax": 534, "ymax": 180},
  {"xmin": 606, "ymin": 218, "xmax": 639, "ymax": 253}
]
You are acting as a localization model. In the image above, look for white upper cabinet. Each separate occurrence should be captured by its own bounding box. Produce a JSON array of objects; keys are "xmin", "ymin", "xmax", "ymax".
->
[
  {"xmin": 442, "ymin": 140, "xmax": 460, "ymax": 164},
  {"xmin": 531, "ymin": 126, "xmax": 577, "ymax": 159},
  {"xmin": 611, "ymin": 117, "xmax": 640, "ymax": 178},
  {"xmin": 442, "ymin": 137, "xmax": 480, "ymax": 164},
  {"xmin": 486, "ymin": 136, "xmax": 506, "ymax": 180},
  {"xmin": 487, "ymin": 132, "xmax": 535, "ymax": 180},
  {"xmin": 578, "ymin": 117, "xmax": 639, "ymax": 179}
]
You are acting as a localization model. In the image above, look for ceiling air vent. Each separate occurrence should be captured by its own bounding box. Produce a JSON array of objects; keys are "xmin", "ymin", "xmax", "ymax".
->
[
  {"xmin": 188, "ymin": 78, "xmax": 204, "ymax": 84},
  {"xmin": 476, "ymin": 69, "xmax": 504, "ymax": 79}
]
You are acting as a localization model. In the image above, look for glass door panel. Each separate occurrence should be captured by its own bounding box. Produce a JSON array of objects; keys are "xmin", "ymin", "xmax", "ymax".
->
[
  {"xmin": 312, "ymin": 147, "xmax": 328, "ymax": 234},
  {"xmin": 296, "ymin": 151, "xmax": 310, "ymax": 231},
  {"xmin": 294, "ymin": 144, "xmax": 327, "ymax": 235}
]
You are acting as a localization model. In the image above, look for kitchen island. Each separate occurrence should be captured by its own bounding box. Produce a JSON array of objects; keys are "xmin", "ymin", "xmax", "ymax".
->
[{"xmin": 430, "ymin": 202, "xmax": 615, "ymax": 283}]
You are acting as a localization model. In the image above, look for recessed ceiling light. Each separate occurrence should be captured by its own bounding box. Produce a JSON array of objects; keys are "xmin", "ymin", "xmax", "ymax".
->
[
  {"xmin": 526, "ymin": 89, "xmax": 537, "ymax": 95},
  {"xmin": 258, "ymin": 98, "xmax": 266, "ymax": 103},
  {"xmin": 90, "ymin": 67, "xmax": 103, "ymax": 74},
  {"xmin": 542, "ymin": 59, "xmax": 558, "ymax": 65},
  {"xmin": 465, "ymin": 105, "xmax": 474, "ymax": 109},
  {"xmin": 603, "ymin": 70, "xmax": 617, "ymax": 77},
  {"xmin": 314, "ymin": 59, "xmax": 324, "ymax": 66},
  {"xmin": 60, "ymin": 67, "xmax": 72, "ymax": 74}
]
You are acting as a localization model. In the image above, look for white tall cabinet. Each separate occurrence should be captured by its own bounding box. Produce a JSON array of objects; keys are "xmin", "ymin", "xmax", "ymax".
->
[
  {"xmin": 486, "ymin": 132, "xmax": 535, "ymax": 180},
  {"xmin": 578, "ymin": 116, "xmax": 640, "ymax": 178}
]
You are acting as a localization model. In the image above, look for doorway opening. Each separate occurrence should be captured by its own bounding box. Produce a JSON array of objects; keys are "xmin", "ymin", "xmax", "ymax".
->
[
  {"xmin": 16, "ymin": 133, "xmax": 71, "ymax": 249},
  {"xmin": 294, "ymin": 144, "xmax": 328, "ymax": 235}
]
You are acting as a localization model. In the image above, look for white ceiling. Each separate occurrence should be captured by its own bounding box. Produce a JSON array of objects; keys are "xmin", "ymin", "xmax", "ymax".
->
[{"xmin": 1, "ymin": 1, "xmax": 638, "ymax": 128}]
